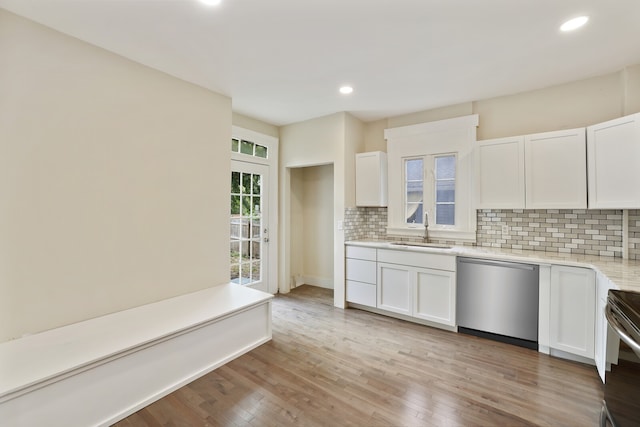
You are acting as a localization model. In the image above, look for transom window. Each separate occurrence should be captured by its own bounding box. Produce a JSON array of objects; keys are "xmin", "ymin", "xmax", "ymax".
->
[{"xmin": 232, "ymin": 138, "xmax": 268, "ymax": 158}]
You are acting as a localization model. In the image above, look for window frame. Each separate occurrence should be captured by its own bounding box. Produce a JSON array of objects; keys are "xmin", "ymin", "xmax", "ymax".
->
[
  {"xmin": 403, "ymin": 157, "xmax": 425, "ymax": 225},
  {"xmin": 402, "ymin": 153, "xmax": 458, "ymax": 228},
  {"xmin": 385, "ymin": 115, "xmax": 478, "ymax": 242},
  {"xmin": 433, "ymin": 153, "xmax": 457, "ymax": 226}
]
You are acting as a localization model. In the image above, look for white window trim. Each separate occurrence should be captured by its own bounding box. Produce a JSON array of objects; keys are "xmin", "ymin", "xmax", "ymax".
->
[
  {"xmin": 231, "ymin": 126, "xmax": 277, "ymax": 165},
  {"xmin": 385, "ymin": 115, "xmax": 478, "ymax": 242}
]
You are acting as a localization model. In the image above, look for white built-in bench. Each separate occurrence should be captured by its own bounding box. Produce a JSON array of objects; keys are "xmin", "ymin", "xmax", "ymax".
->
[{"xmin": 0, "ymin": 283, "xmax": 273, "ymax": 427}]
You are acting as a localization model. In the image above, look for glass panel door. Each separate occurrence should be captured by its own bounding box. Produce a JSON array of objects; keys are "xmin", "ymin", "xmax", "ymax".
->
[{"xmin": 230, "ymin": 160, "xmax": 269, "ymax": 292}]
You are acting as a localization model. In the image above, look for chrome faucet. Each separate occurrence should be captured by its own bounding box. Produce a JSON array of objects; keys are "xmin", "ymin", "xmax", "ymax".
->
[{"xmin": 423, "ymin": 212, "xmax": 429, "ymax": 243}]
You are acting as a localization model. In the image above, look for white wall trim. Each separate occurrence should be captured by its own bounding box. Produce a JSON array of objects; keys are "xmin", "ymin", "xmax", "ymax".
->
[
  {"xmin": 384, "ymin": 114, "xmax": 479, "ymax": 139},
  {"xmin": 297, "ymin": 275, "xmax": 334, "ymax": 289}
]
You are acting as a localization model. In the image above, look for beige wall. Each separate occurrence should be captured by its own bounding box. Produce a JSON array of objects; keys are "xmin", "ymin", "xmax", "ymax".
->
[
  {"xmin": 301, "ymin": 165, "xmax": 334, "ymax": 287},
  {"xmin": 288, "ymin": 168, "xmax": 304, "ymax": 284},
  {"xmin": 344, "ymin": 114, "xmax": 366, "ymax": 208},
  {"xmin": 363, "ymin": 119, "xmax": 388, "ymax": 153},
  {"xmin": 279, "ymin": 113, "xmax": 343, "ymax": 167},
  {"xmin": 279, "ymin": 114, "xmax": 344, "ymax": 294},
  {"xmin": 365, "ymin": 65, "xmax": 640, "ymax": 146},
  {"xmin": 279, "ymin": 112, "xmax": 362, "ymax": 305},
  {"xmin": 283, "ymin": 164, "xmax": 335, "ymax": 289},
  {"xmin": 232, "ymin": 112, "xmax": 279, "ymax": 138},
  {"xmin": 624, "ymin": 64, "xmax": 640, "ymax": 115},
  {"xmin": 0, "ymin": 10, "xmax": 232, "ymax": 342},
  {"xmin": 473, "ymin": 72, "xmax": 624, "ymax": 139},
  {"xmin": 387, "ymin": 102, "xmax": 473, "ymax": 129}
]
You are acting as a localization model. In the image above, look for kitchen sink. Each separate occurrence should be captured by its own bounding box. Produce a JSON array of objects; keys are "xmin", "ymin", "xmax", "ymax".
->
[{"xmin": 388, "ymin": 241, "xmax": 452, "ymax": 249}]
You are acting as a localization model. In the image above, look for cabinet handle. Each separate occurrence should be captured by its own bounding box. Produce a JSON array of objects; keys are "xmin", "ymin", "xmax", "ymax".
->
[{"xmin": 457, "ymin": 257, "xmax": 537, "ymax": 271}]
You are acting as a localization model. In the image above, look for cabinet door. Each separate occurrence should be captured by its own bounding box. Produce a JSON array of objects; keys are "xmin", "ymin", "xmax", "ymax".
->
[
  {"xmin": 414, "ymin": 268, "xmax": 456, "ymax": 326},
  {"xmin": 587, "ymin": 112, "xmax": 640, "ymax": 208},
  {"xmin": 377, "ymin": 263, "xmax": 412, "ymax": 316},
  {"xmin": 356, "ymin": 151, "xmax": 388, "ymax": 207},
  {"xmin": 476, "ymin": 136, "xmax": 525, "ymax": 209},
  {"xmin": 550, "ymin": 266, "xmax": 596, "ymax": 359},
  {"xmin": 525, "ymin": 128, "xmax": 587, "ymax": 209}
]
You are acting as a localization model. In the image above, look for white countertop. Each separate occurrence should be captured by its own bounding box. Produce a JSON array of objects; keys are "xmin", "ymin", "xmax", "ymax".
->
[{"xmin": 346, "ymin": 239, "xmax": 640, "ymax": 293}]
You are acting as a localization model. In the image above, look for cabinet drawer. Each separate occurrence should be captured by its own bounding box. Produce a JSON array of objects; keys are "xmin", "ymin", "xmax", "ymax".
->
[
  {"xmin": 377, "ymin": 249, "xmax": 455, "ymax": 271},
  {"xmin": 346, "ymin": 280, "xmax": 376, "ymax": 307},
  {"xmin": 345, "ymin": 258, "xmax": 376, "ymax": 283},
  {"xmin": 346, "ymin": 245, "xmax": 376, "ymax": 261}
]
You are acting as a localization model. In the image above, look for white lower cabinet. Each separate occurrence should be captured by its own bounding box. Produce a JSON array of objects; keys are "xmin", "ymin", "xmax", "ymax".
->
[
  {"xmin": 549, "ymin": 265, "xmax": 596, "ymax": 359},
  {"xmin": 594, "ymin": 273, "xmax": 620, "ymax": 382},
  {"xmin": 414, "ymin": 267, "xmax": 456, "ymax": 326},
  {"xmin": 345, "ymin": 246, "xmax": 377, "ymax": 308},
  {"xmin": 376, "ymin": 249, "xmax": 456, "ymax": 328},
  {"xmin": 346, "ymin": 280, "xmax": 377, "ymax": 307},
  {"xmin": 377, "ymin": 263, "xmax": 412, "ymax": 316}
]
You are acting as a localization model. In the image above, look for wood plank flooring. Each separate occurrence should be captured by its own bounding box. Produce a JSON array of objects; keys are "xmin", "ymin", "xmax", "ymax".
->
[{"xmin": 115, "ymin": 285, "xmax": 603, "ymax": 426}]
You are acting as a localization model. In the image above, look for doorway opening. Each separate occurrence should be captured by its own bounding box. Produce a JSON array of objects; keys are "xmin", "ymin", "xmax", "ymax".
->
[{"xmin": 289, "ymin": 164, "xmax": 335, "ymax": 295}]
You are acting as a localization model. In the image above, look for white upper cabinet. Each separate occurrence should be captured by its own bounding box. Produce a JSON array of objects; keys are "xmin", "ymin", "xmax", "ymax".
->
[
  {"xmin": 476, "ymin": 136, "xmax": 525, "ymax": 209},
  {"xmin": 587, "ymin": 112, "xmax": 640, "ymax": 209},
  {"xmin": 525, "ymin": 128, "xmax": 587, "ymax": 209},
  {"xmin": 355, "ymin": 151, "xmax": 388, "ymax": 207},
  {"xmin": 476, "ymin": 128, "xmax": 587, "ymax": 209}
]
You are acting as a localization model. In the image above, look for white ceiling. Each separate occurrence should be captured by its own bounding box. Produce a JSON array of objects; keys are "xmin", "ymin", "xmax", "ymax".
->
[{"xmin": 1, "ymin": 0, "xmax": 640, "ymax": 126}]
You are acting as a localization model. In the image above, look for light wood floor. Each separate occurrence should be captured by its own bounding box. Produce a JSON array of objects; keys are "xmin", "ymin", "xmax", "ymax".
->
[{"xmin": 115, "ymin": 285, "xmax": 603, "ymax": 426}]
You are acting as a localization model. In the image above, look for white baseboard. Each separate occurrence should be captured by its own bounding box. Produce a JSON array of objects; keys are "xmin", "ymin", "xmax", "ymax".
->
[
  {"xmin": 549, "ymin": 348, "xmax": 595, "ymax": 366},
  {"xmin": 300, "ymin": 275, "xmax": 334, "ymax": 289}
]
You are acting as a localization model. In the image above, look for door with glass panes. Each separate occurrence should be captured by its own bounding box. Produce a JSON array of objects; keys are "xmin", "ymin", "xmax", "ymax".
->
[{"xmin": 230, "ymin": 160, "xmax": 269, "ymax": 292}]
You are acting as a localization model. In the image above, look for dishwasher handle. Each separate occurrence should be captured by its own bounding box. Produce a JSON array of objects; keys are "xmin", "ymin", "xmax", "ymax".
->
[{"xmin": 457, "ymin": 257, "xmax": 538, "ymax": 271}]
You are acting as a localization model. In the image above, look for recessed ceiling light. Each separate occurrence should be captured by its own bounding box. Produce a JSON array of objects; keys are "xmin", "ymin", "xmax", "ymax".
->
[
  {"xmin": 560, "ymin": 16, "xmax": 589, "ymax": 32},
  {"xmin": 339, "ymin": 86, "xmax": 354, "ymax": 95},
  {"xmin": 200, "ymin": 0, "xmax": 222, "ymax": 6}
]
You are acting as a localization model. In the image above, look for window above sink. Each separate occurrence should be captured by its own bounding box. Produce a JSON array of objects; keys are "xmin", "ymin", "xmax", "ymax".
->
[{"xmin": 385, "ymin": 115, "xmax": 478, "ymax": 242}]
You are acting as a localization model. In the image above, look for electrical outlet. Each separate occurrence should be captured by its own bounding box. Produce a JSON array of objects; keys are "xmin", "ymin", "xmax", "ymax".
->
[{"xmin": 501, "ymin": 225, "xmax": 509, "ymax": 235}]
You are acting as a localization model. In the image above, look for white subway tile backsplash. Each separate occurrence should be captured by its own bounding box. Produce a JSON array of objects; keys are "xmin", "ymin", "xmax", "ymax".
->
[
  {"xmin": 630, "ymin": 210, "xmax": 640, "ymax": 260},
  {"xmin": 344, "ymin": 207, "xmax": 639, "ymax": 259},
  {"xmin": 478, "ymin": 209, "xmax": 624, "ymax": 258}
]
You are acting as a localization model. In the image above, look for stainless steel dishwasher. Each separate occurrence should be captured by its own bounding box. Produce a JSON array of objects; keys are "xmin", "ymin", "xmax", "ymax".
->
[{"xmin": 456, "ymin": 257, "xmax": 539, "ymax": 350}]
